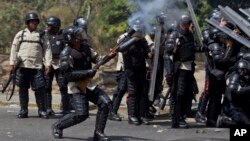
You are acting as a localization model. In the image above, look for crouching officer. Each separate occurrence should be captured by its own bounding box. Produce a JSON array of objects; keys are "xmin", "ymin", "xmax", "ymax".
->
[
  {"xmin": 217, "ymin": 59, "xmax": 250, "ymax": 127},
  {"xmin": 9, "ymin": 12, "xmax": 52, "ymax": 119},
  {"xmin": 51, "ymin": 26, "xmax": 112, "ymax": 141}
]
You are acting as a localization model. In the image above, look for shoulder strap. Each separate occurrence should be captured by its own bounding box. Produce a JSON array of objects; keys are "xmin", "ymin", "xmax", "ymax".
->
[
  {"xmin": 19, "ymin": 29, "xmax": 44, "ymax": 47},
  {"xmin": 16, "ymin": 30, "xmax": 26, "ymax": 52}
]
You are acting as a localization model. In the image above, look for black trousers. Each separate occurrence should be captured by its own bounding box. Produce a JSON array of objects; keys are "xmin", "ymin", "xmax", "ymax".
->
[
  {"xmin": 125, "ymin": 67, "xmax": 149, "ymax": 118},
  {"xmin": 206, "ymin": 73, "xmax": 225, "ymax": 126},
  {"xmin": 15, "ymin": 68, "xmax": 46, "ymax": 112},
  {"xmin": 222, "ymin": 98, "xmax": 250, "ymax": 125},
  {"xmin": 111, "ymin": 70, "xmax": 127, "ymax": 113},
  {"xmin": 54, "ymin": 87, "xmax": 112, "ymax": 133},
  {"xmin": 170, "ymin": 69, "xmax": 194, "ymax": 121},
  {"xmin": 44, "ymin": 67, "xmax": 69, "ymax": 111}
]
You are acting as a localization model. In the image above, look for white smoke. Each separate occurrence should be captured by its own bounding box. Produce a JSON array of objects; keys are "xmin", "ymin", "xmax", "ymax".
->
[{"xmin": 128, "ymin": 0, "xmax": 188, "ymax": 32}]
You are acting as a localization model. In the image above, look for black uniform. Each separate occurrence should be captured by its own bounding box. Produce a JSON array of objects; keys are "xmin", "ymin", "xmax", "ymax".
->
[
  {"xmin": 44, "ymin": 29, "xmax": 70, "ymax": 115},
  {"xmin": 52, "ymin": 27, "xmax": 111, "ymax": 141},
  {"xmin": 195, "ymin": 27, "xmax": 226, "ymax": 124},
  {"xmin": 217, "ymin": 59, "xmax": 250, "ymax": 127},
  {"xmin": 164, "ymin": 13, "xmax": 196, "ymax": 128},
  {"xmin": 205, "ymin": 29, "xmax": 239, "ymax": 127},
  {"xmin": 118, "ymin": 29, "xmax": 151, "ymax": 125}
]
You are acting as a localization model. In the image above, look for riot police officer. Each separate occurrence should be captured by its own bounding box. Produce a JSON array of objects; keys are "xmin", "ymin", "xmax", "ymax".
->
[
  {"xmin": 217, "ymin": 59, "xmax": 250, "ymax": 127},
  {"xmin": 44, "ymin": 16, "xmax": 70, "ymax": 115},
  {"xmin": 164, "ymin": 13, "xmax": 196, "ymax": 128},
  {"xmin": 117, "ymin": 20, "xmax": 152, "ymax": 125},
  {"xmin": 9, "ymin": 12, "xmax": 52, "ymax": 119},
  {"xmin": 73, "ymin": 17, "xmax": 88, "ymax": 32},
  {"xmin": 51, "ymin": 26, "xmax": 112, "ymax": 141},
  {"xmin": 195, "ymin": 10, "xmax": 238, "ymax": 125}
]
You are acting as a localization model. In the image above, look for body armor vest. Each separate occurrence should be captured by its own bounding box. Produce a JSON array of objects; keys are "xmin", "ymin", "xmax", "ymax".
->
[
  {"xmin": 174, "ymin": 31, "xmax": 195, "ymax": 62},
  {"xmin": 47, "ymin": 30, "xmax": 65, "ymax": 59},
  {"xmin": 70, "ymin": 44, "xmax": 92, "ymax": 71},
  {"xmin": 122, "ymin": 39, "xmax": 147, "ymax": 69}
]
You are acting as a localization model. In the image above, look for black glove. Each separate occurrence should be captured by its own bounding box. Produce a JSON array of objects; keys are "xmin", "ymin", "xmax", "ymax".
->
[{"xmin": 88, "ymin": 69, "xmax": 97, "ymax": 77}]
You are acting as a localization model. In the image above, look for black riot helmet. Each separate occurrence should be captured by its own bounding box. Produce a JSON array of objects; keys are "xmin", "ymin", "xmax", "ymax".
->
[
  {"xmin": 208, "ymin": 8, "xmax": 222, "ymax": 21},
  {"xmin": 25, "ymin": 12, "xmax": 40, "ymax": 24},
  {"xmin": 236, "ymin": 59, "xmax": 249, "ymax": 76},
  {"xmin": 45, "ymin": 16, "xmax": 61, "ymax": 27},
  {"xmin": 63, "ymin": 26, "xmax": 75, "ymax": 43},
  {"xmin": 73, "ymin": 27, "xmax": 88, "ymax": 41},
  {"xmin": 131, "ymin": 19, "xmax": 143, "ymax": 31},
  {"xmin": 73, "ymin": 17, "xmax": 88, "ymax": 29},
  {"xmin": 208, "ymin": 43, "xmax": 224, "ymax": 60},
  {"xmin": 63, "ymin": 26, "xmax": 87, "ymax": 43},
  {"xmin": 156, "ymin": 11, "xmax": 167, "ymax": 25},
  {"xmin": 167, "ymin": 21, "xmax": 177, "ymax": 34},
  {"xmin": 178, "ymin": 13, "xmax": 192, "ymax": 34},
  {"xmin": 202, "ymin": 28, "xmax": 210, "ymax": 44},
  {"xmin": 131, "ymin": 19, "xmax": 145, "ymax": 37},
  {"xmin": 209, "ymin": 43, "xmax": 223, "ymax": 53},
  {"xmin": 209, "ymin": 28, "xmax": 223, "ymax": 41},
  {"xmin": 149, "ymin": 26, "xmax": 157, "ymax": 37},
  {"xmin": 179, "ymin": 13, "xmax": 192, "ymax": 25}
]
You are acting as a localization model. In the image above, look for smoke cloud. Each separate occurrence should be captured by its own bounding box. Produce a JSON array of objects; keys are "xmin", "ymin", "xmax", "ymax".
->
[{"xmin": 128, "ymin": 0, "xmax": 188, "ymax": 32}]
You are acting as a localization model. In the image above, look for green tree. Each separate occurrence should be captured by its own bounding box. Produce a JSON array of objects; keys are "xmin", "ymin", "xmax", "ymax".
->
[{"xmin": 196, "ymin": 0, "xmax": 212, "ymax": 29}]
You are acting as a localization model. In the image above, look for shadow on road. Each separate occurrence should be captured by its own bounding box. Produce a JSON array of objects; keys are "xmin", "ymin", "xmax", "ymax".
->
[{"xmin": 63, "ymin": 135, "xmax": 151, "ymax": 141}]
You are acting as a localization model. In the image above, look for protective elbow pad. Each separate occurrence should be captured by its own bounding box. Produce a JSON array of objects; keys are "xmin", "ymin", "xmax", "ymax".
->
[
  {"xmin": 227, "ymin": 74, "xmax": 240, "ymax": 94},
  {"xmin": 118, "ymin": 38, "xmax": 136, "ymax": 52},
  {"xmin": 60, "ymin": 47, "xmax": 72, "ymax": 72}
]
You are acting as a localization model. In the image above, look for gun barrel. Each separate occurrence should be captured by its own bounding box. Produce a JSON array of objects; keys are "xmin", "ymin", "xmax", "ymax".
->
[{"xmin": 1, "ymin": 77, "xmax": 12, "ymax": 93}]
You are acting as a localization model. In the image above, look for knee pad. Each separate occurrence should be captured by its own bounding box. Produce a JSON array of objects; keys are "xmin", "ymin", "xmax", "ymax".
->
[
  {"xmin": 98, "ymin": 92, "xmax": 111, "ymax": 106},
  {"xmin": 15, "ymin": 68, "xmax": 28, "ymax": 87},
  {"xmin": 31, "ymin": 70, "xmax": 46, "ymax": 90},
  {"xmin": 99, "ymin": 101, "xmax": 112, "ymax": 113}
]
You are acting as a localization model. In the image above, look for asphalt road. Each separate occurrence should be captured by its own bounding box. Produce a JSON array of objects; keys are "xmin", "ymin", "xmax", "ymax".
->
[{"xmin": 0, "ymin": 106, "xmax": 230, "ymax": 141}]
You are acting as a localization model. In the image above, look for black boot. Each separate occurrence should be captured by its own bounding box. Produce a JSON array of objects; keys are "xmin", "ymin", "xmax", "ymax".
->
[
  {"xmin": 179, "ymin": 117, "xmax": 189, "ymax": 128},
  {"xmin": 52, "ymin": 113, "xmax": 87, "ymax": 138},
  {"xmin": 93, "ymin": 105, "xmax": 110, "ymax": 141},
  {"xmin": 140, "ymin": 117, "xmax": 150, "ymax": 125},
  {"xmin": 46, "ymin": 90, "xmax": 55, "ymax": 115},
  {"xmin": 128, "ymin": 116, "xmax": 140, "ymax": 125},
  {"xmin": 109, "ymin": 112, "xmax": 122, "ymax": 121},
  {"xmin": 18, "ymin": 88, "xmax": 29, "ymax": 118},
  {"xmin": 170, "ymin": 104, "xmax": 179, "ymax": 128},
  {"xmin": 195, "ymin": 111, "xmax": 206, "ymax": 124},
  {"xmin": 149, "ymin": 105, "xmax": 157, "ymax": 115},
  {"xmin": 109, "ymin": 89, "xmax": 125, "ymax": 121},
  {"xmin": 216, "ymin": 115, "xmax": 237, "ymax": 128},
  {"xmin": 35, "ymin": 88, "xmax": 48, "ymax": 119},
  {"xmin": 127, "ymin": 97, "xmax": 140, "ymax": 125}
]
